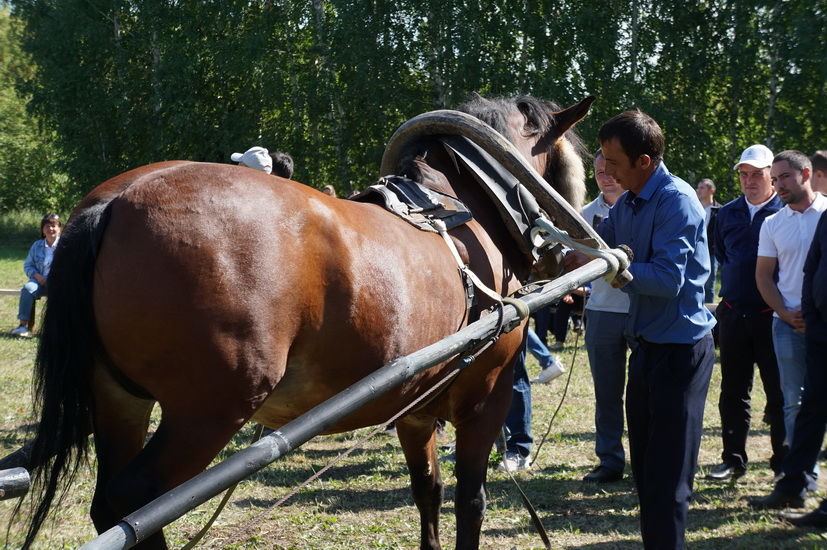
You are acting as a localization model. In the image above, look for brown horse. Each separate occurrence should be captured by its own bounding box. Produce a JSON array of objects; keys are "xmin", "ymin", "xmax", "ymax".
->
[{"xmin": 20, "ymin": 95, "xmax": 591, "ymax": 549}]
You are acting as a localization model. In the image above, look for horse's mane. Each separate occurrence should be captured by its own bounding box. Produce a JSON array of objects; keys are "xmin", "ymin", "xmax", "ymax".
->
[
  {"xmin": 395, "ymin": 94, "xmax": 587, "ymax": 211},
  {"xmin": 457, "ymin": 94, "xmax": 587, "ymax": 211}
]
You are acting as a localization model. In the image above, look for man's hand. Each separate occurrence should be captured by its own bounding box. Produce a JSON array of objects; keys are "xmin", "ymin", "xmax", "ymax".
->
[
  {"xmin": 33, "ymin": 273, "xmax": 46, "ymax": 286},
  {"xmin": 779, "ymin": 309, "xmax": 805, "ymax": 334}
]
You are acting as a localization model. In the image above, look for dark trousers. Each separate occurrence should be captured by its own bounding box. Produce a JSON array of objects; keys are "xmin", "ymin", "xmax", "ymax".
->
[
  {"xmin": 777, "ymin": 314, "xmax": 827, "ymax": 497},
  {"xmin": 532, "ymin": 306, "xmax": 552, "ymax": 346},
  {"xmin": 584, "ymin": 310, "xmax": 632, "ymax": 472},
  {"xmin": 626, "ymin": 333, "xmax": 714, "ymax": 550},
  {"xmin": 551, "ymin": 294, "xmax": 584, "ymax": 343},
  {"xmin": 716, "ymin": 305, "xmax": 786, "ymax": 472}
]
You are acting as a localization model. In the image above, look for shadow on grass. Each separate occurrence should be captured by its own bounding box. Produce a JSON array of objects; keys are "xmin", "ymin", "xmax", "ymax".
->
[
  {"xmin": 232, "ymin": 484, "xmax": 413, "ymax": 513},
  {"xmin": 0, "ymin": 332, "xmax": 38, "ymax": 341},
  {"xmin": 246, "ymin": 458, "xmax": 410, "ymax": 489},
  {"xmin": 230, "ymin": 459, "xmax": 821, "ymax": 550},
  {"xmin": 567, "ymin": 529, "xmax": 809, "ymax": 550},
  {"xmin": 0, "ymin": 422, "xmax": 37, "ymax": 441}
]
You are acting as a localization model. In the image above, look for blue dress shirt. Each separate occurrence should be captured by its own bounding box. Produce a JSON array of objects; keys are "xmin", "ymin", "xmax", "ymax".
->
[{"xmin": 599, "ymin": 162, "xmax": 716, "ymax": 344}]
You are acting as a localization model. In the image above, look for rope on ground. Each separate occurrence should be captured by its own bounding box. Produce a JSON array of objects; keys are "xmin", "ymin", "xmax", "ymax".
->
[{"xmin": 499, "ymin": 426, "xmax": 552, "ymax": 550}]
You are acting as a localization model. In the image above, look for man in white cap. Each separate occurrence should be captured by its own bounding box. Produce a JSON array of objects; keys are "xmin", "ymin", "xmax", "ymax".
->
[
  {"xmin": 231, "ymin": 146, "xmax": 273, "ymax": 174},
  {"xmin": 704, "ymin": 144, "xmax": 786, "ymax": 482}
]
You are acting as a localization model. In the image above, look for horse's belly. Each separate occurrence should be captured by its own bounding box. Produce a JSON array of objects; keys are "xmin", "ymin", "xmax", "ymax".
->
[
  {"xmin": 250, "ymin": 377, "xmax": 394, "ymax": 433},
  {"xmin": 250, "ymin": 332, "xmax": 458, "ymax": 433}
]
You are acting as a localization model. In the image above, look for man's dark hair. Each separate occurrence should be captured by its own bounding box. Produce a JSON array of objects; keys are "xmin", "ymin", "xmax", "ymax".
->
[
  {"xmin": 598, "ymin": 110, "xmax": 664, "ymax": 167},
  {"xmin": 271, "ymin": 152, "xmax": 294, "ymax": 179},
  {"xmin": 773, "ymin": 150, "xmax": 811, "ymax": 173},
  {"xmin": 811, "ymin": 150, "xmax": 827, "ymax": 173}
]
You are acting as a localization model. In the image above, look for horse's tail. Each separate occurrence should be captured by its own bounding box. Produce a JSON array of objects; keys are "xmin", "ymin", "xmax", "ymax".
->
[{"xmin": 18, "ymin": 201, "xmax": 113, "ymax": 549}]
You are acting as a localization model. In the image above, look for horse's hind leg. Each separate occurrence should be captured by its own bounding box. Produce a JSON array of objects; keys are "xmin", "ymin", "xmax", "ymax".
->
[
  {"xmin": 90, "ymin": 365, "xmax": 156, "ymax": 536},
  {"xmin": 397, "ymin": 415, "xmax": 444, "ymax": 550},
  {"xmin": 105, "ymin": 404, "xmax": 257, "ymax": 550},
  {"xmin": 91, "ymin": 367, "xmax": 257, "ymax": 549},
  {"xmin": 452, "ymin": 353, "xmax": 517, "ymax": 550}
]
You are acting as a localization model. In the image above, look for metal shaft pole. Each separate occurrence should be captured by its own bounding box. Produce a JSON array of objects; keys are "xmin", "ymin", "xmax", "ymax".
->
[{"xmin": 81, "ymin": 258, "xmax": 616, "ymax": 550}]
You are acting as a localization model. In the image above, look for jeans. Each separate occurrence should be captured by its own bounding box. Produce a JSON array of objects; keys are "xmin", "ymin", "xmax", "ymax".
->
[
  {"xmin": 772, "ymin": 318, "xmax": 808, "ymax": 446},
  {"xmin": 777, "ymin": 314, "xmax": 827, "ymax": 497},
  {"xmin": 17, "ymin": 279, "xmax": 44, "ymax": 322},
  {"xmin": 526, "ymin": 328, "xmax": 553, "ymax": 368},
  {"xmin": 584, "ymin": 310, "xmax": 631, "ymax": 473},
  {"xmin": 532, "ymin": 306, "xmax": 552, "ymax": 346},
  {"xmin": 503, "ymin": 344, "xmax": 532, "ymax": 458}
]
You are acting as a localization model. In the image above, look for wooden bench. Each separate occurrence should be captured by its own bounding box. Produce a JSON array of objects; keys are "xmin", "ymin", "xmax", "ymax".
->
[{"xmin": 0, "ymin": 288, "xmax": 37, "ymax": 331}]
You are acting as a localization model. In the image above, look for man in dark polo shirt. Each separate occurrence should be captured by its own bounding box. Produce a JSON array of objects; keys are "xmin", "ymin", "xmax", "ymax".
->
[{"xmin": 704, "ymin": 144, "xmax": 786, "ymax": 482}]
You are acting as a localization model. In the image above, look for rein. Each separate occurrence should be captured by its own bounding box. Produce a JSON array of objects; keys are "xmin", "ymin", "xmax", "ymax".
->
[{"xmin": 178, "ymin": 424, "xmax": 265, "ymax": 550}]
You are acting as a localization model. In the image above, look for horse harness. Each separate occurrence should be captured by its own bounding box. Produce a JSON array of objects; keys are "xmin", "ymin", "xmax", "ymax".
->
[{"xmin": 351, "ymin": 135, "xmax": 545, "ymax": 326}]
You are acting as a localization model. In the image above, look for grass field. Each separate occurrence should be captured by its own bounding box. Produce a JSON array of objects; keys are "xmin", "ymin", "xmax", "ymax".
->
[{"xmin": 0, "ymin": 211, "xmax": 826, "ymax": 549}]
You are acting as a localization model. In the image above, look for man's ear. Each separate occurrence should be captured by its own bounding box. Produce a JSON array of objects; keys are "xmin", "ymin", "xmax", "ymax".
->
[
  {"xmin": 637, "ymin": 154, "xmax": 652, "ymax": 170},
  {"xmin": 802, "ymin": 166, "xmax": 811, "ymax": 184}
]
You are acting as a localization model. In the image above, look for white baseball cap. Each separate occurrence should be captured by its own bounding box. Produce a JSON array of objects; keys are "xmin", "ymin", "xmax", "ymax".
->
[
  {"xmin": 231, "ymin": 146, "xmax": 272, "ymax": 174},
  {"xmin": 734, "ymin": 144, "xmax": 773, "ymax": 170}
]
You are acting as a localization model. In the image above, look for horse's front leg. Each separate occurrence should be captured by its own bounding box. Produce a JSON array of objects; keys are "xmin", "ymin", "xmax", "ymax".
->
[
  {"xmin": 452, "ymin": 352, "xmax": 517, "ymax": 550},
  {"xmin": 397, "ymin": 415, "xmax": 444, "ymax": 550},
  {"xmin": 453, "ymin": 449, "xmax": 488, "ymax": 550}
]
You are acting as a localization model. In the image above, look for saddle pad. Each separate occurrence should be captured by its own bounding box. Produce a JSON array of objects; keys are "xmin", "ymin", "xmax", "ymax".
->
[{"xmin": 349, "ymin": 176, "xmax": 472, "ymax": 233}]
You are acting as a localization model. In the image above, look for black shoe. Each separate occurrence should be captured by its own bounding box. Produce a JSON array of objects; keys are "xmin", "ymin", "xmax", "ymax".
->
[
  {"xmin": 704, "ymin": 463, "xmax": 746, "ymax": 481},
  {"xmin": 779, "ymin": 509, "xmax": 827, "ymax": 528},
  {"xmin": 582, "ymin": 465, "xmax": 623, "ymax": 483},
  {"xmin": 748, "ymin": 489, "xmax": 805, "ymax": 509}
]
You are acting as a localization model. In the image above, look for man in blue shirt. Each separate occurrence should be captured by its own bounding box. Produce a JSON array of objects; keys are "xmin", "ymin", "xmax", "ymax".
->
[{"xmin": 568, "ymin": 111, "xmax": 716, "ymax": 550}]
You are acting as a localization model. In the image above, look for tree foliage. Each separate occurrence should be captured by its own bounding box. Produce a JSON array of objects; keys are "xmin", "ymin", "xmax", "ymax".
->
[
  {"xmin": 0, "ymin": 6, "xmax": 72, "ymax": 213},
  {"xmin": 4, "ymin": 0, "xmax": 827, "ymax": 208}
]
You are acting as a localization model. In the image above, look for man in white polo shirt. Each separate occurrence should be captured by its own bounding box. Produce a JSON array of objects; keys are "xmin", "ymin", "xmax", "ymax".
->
[
  {"xmin": 755, "ymin": 150, "xmax": 827, "ymax": 450},
  {"xmin": 580, "ymin": 149, "xmax": 632, "ymax": 483},
  {"xmin": 750, "ymin": 150, "xmax": 827, "ymax": 509}
]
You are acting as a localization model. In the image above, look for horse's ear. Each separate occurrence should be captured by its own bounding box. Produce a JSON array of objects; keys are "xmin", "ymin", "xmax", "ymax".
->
[{"xmin": 551, "ymin": 96, "xmax": 595, "ymax": 135}]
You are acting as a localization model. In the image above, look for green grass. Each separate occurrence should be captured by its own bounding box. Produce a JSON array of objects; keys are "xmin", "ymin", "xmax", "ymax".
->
[
  {"xmin": 0, "ymin": 208, "xmax": 825, "ymax": 548},
  {"xmin": 0, "ymin": 211, "xmax": 42, "ymax": 294}
]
